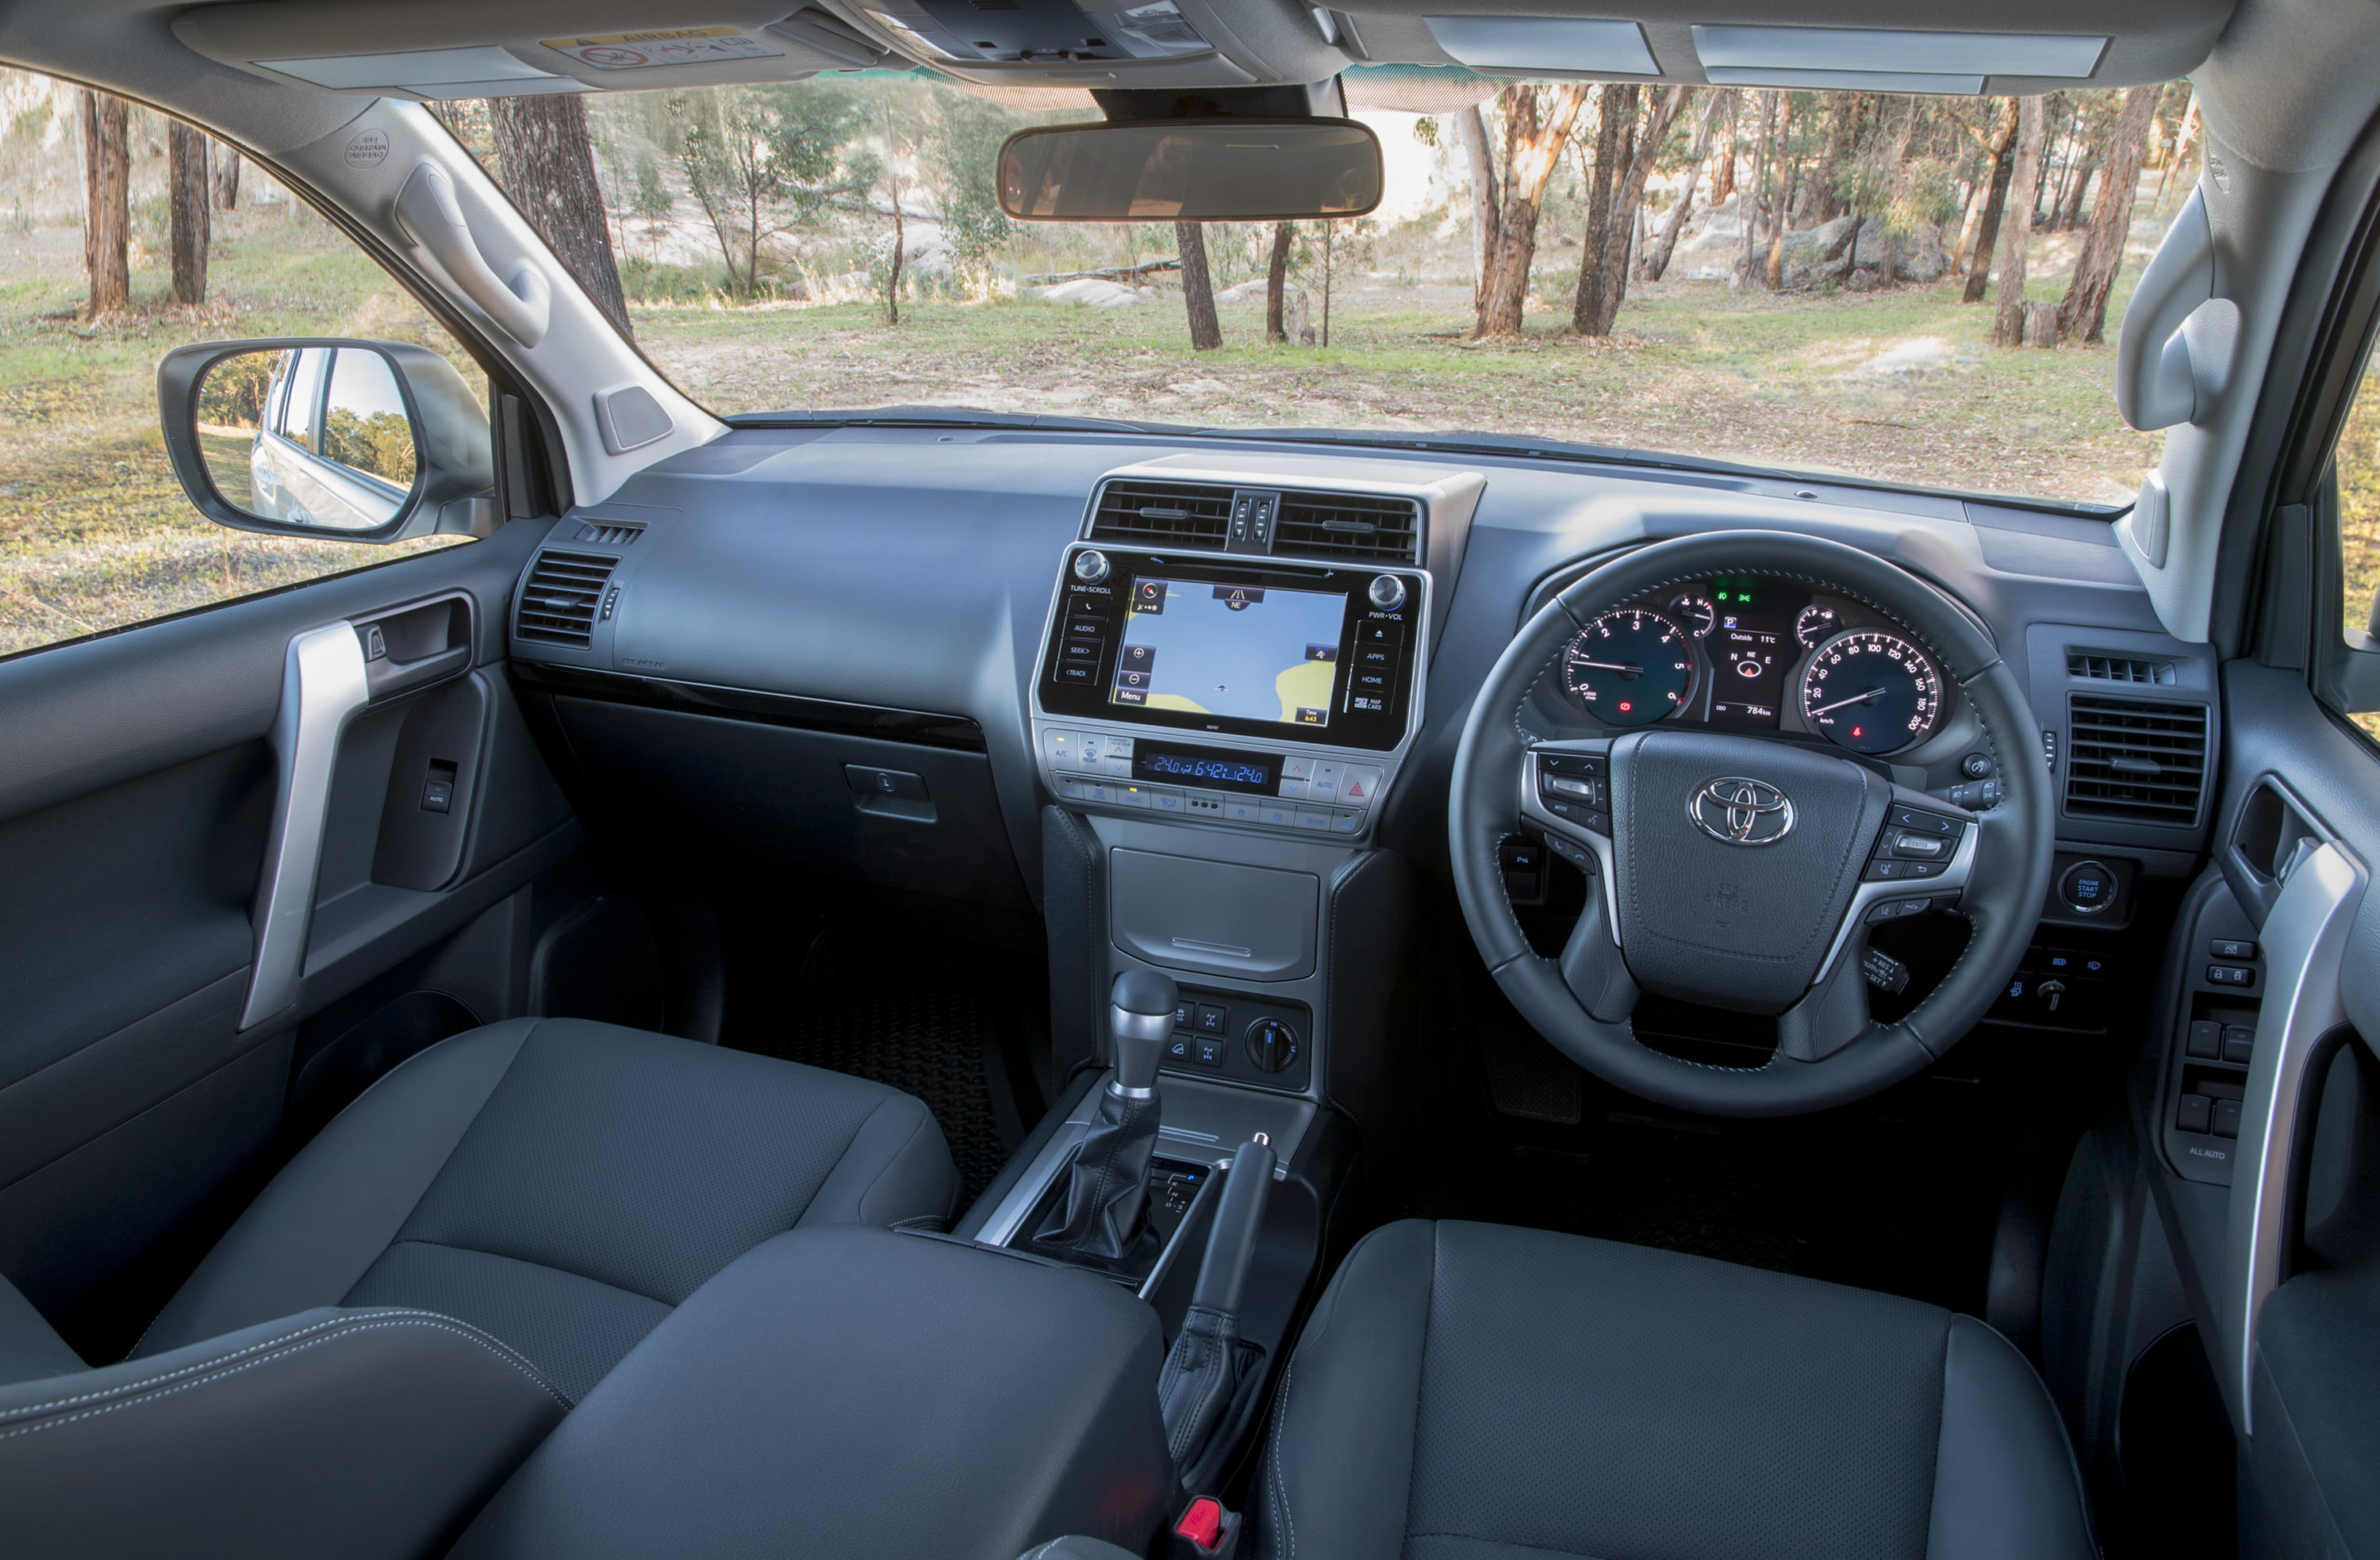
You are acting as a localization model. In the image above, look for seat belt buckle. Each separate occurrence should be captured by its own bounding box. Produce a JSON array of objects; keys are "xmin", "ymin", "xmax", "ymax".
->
[{"xmin": 1170, "ymin": 1495, "xmax": 1241, "ymax": 1558}]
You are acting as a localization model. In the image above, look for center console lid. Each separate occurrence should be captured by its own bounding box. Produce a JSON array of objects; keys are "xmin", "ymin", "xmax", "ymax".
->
[{"xmin": 451, "ymin": 1225, "xmax": 1171, "ymax": 1560}]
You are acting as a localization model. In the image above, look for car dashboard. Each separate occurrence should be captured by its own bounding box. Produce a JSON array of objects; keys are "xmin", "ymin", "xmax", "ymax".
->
[{"xmin": 501, "ymin": 423, "xmax": 2223, "ymax": 1079}]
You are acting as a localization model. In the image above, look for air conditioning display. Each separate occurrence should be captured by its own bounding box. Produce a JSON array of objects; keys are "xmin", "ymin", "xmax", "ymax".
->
[{"xmin": 1110, "ymin": 574, "xmax": 1345, "ymax": 730}]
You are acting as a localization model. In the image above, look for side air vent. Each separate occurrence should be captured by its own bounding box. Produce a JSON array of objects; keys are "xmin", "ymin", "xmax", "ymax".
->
[
  {"xmin": 1273, "ymin": 492, "xmax": 1422, "ymax": 564},
  {"xmin": 514, "ymin": 549, "xmax": 618, "ymax": 647},
  {"xmin": 1088, "ymin": 481, "xmax": 1234, "ymax": 548},
  {"xmin": 2067, "ymin": 650, "xmax": 2176, "ymax": 685},
  {"xmin": 572, "ymin": 521, "xmax": 645, "ymax": 546},
  {"xmin": 2065, "ymin": 694, "xmax": 2209, "ymax": 827}
]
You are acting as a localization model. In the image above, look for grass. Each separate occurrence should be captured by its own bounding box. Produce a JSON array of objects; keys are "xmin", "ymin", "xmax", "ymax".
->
[
  {"xmin": 0, "ymin": 205, "xmax": 2173, "ymax": 661},
  {"xmin": 0, "ymin": 209, "xmax": 471, "ymax": 657},
  {"xmin": 637, "ymin": 265, "xmax": 2159, "ymax": 507}
]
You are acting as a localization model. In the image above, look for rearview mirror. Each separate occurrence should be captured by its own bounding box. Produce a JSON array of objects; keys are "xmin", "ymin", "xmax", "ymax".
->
[
  {"xmin": 159, "ymin": 338, "xmax": 498, "ymax": 542},
  {"xmin": 997, "ymin": 119, "xmax": 1383, "ymax": 222}
]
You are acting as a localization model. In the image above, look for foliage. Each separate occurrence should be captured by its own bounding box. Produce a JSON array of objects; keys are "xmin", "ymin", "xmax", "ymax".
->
[
  {"xmin": 917, "ymin": 91, "xmax": 1021, "ymax": 299},
  {"xmin": 196, "ymin": 351, "xmax": 274, "ymax": 430},
  {"xmin": 670, "ymin": 82, "xmax": 877, "ymax": 297},
  {"xmin": 321, "ymin": 406, "xmax": 416, "ymax": 486}
]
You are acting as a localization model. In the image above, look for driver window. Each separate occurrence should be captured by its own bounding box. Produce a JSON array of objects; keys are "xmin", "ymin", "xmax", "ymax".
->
[
  {"xmin": 272, "ymin": 347, "xmax": 327, "ymax": 451},
  {"xmin": 2331, "ymin": 352, "xmax": 2380, "ymax": 738}
]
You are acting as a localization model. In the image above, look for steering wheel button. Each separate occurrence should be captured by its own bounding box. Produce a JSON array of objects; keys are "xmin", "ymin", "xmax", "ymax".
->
[
  {"xmin": 1890, "ymin": 807, "xmax": 1956, "ymax": 835},
  {"xmin": 1890, "ymin": 832, "xmax": 1946, "ymax": 859},
  {"xmin": 1545, "ymin": 776, "xmax": 1596, "ymax": 799}
]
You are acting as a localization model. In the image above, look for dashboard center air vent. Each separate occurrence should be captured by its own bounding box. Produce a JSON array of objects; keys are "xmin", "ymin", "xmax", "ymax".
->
[
  {"xmin": 2067, "ymin": 650, "xmax": 2176, "ymax": 684},
  {"xmin": 2065, "ymin": 694, "xmax": 2209, "ymax": 827},
  {"xmin": 1273, "ymin": 492, "xmax": 1422, "ymax": 564},
  {"xmin": 574, "ymin": 521, "xmax": 645, "ymax": 546},
  {"xmin": 1088, "ymin": 480, "xmax": 1234, "ymax": 548},
  {"xmin": 514, "ymin": 549, "xmax": 619, "ymax": 647}
]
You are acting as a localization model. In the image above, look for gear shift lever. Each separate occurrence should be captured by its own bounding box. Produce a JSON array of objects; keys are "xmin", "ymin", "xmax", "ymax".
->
[{"xmin": 1034, "ymin": 970, "xmax": 1177, "ymax": 1261}]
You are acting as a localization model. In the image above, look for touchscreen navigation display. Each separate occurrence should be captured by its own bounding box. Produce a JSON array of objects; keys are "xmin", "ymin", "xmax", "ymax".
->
[{"xmin": 1111, "ymin": 575, "xmax": 1346, "ymax": 730}]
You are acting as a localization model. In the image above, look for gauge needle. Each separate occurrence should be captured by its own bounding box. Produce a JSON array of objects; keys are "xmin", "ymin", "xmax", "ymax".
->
[
  {"xmin": 1569, "ymin": 658, "xmax": 1641, "ymax": 674},
  {"xmin": 1807, "ymin": 688, "xmax": 1884, "ymax": 716}
]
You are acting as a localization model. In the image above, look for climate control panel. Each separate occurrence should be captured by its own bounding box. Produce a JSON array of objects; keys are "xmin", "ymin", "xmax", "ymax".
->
[{"xmin": 1040, "ymin": 726, "xmax": 1384, "ymax": 836}]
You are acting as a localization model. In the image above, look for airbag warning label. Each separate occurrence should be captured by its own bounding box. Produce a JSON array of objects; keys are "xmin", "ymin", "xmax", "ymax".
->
[{"xmin": 540, "ymin": 27, "xmax": 784, "ymax": 70}]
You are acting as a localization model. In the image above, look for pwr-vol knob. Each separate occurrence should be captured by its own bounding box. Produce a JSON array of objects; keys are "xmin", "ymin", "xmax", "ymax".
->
[{"xmin": 1367, "ymin": 574, "xmax": 1407, "ymax": 611}]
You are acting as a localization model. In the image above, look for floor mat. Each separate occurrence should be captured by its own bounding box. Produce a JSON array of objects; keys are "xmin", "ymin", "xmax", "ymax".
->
[{"xmin": 735, "ymin": 924, "xmax": 1027, "ymax": 1209}]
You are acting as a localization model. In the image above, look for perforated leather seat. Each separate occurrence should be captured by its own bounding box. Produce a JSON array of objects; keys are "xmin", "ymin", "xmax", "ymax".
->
[
  {"xmin": 135, "ymin": 1017, "xmax": 958, "ymax": 1401},
  {"xmin": 1257, "ymin": 1220, "xmax": 2094, "ymax": 1560}
]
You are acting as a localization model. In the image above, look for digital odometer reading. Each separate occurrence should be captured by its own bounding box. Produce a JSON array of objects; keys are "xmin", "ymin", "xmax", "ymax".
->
[
  {"xmin": 1798, "ymin": 630, "xmax": 1942, "ymax": 755},
  {"xmin": 1562, "ymin": 609, "xmax": 1694, "ymax": 726},
  {"xmin": 1131, "ymin": 742, "xmax": 1280, "ymax": 795}
]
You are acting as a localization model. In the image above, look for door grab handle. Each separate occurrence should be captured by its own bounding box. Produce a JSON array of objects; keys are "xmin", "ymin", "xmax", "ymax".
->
[
  {"xmin": 393, "ymin": 162, "xmax": 551, "ymax": 348},
  {"xmin": 365, "ymin": 642, "xmax": 470, "ymax": 702},
  {"xmin": 240, "ymin": 623, "xmax": 371, "ymax": 1030}
]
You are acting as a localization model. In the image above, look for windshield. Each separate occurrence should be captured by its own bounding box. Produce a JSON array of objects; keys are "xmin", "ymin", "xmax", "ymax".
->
[{"xmin": 454, "ymin": 71, "xmax": 2195, "ymax": 508}]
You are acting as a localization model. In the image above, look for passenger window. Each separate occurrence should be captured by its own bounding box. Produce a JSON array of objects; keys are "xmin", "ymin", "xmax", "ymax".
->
[
  {"xmin": 0, "ymin": 70, "xmax": 484, "ymax": 660},
  {"xmin": 2332, "ymin": 355, "xmax": 2380, "ymax": 738}
]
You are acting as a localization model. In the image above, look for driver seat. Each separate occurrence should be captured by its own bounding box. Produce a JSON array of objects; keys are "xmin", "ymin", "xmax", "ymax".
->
[{"xmin": 1257, "ymin": 1221, "xmax": 2093, "ymax": 1560}]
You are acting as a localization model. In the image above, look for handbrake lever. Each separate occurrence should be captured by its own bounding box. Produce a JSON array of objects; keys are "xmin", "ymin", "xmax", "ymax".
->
[{"xmin": 1157, "ymin": 1133, "xmax": 1276, "ymax": 1489}]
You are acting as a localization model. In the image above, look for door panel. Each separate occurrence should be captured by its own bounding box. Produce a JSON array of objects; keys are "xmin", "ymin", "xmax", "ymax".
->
[
  {"xmin": 0, "ymin": 520, "xmax": 575, "ymax": 1344},
  {"xmin": 2159, "ymin": 661, "xmax": 2380, "ymax": 1558}
]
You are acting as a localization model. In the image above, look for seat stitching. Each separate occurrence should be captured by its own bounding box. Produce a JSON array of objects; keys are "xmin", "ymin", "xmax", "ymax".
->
[
  {"xmin": 1271, "ymin": 1345, "xmax": 1299, "ymax": 1560},
  {"xmin": 1400, "ymin": 1225, "xmax": 1439, "ymax": 1557},
  {"xmin": 847, "ymin": 1096, "xmax": 946, "ymax": 1226},
  {"xmin": 0, "ymin": 1313, "xmax": 566, "ymax": 1437},
  {"xmin": 1403, "ymin": 1531, "xmax": 1605, "ymax": 1559}
]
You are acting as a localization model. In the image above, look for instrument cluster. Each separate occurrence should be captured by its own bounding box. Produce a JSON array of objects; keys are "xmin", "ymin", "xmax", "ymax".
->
[{"xmin": 1554, "ymin": 574, "xmax": 1959, "ymax": 759}]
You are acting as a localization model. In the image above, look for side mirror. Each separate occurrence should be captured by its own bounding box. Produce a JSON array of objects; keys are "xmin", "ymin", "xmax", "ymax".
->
[{"xmin": 158, "ymin": 338, "xmax": 499, "ymax": 542}]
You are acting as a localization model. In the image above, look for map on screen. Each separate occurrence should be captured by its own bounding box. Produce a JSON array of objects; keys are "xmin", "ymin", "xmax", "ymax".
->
[{"xmin": 1111, "ymin": 577, "xmax": 1343, "ymax": 727}]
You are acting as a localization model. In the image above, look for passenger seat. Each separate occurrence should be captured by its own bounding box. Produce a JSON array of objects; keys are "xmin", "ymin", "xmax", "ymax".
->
[{"xmin": 132, "ymin": 1016, "xmax": 958, "ymax": 1400}]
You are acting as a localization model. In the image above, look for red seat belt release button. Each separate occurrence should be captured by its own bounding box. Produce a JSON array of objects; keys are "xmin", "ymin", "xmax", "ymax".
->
[
  {"xmin": 1177, "ymin": 1499, "xmax": 1225, "ymax": 1547},
  {"xmin": 1173, "ymin": 1495, "xmax": 1241, "ymax": 1556}
]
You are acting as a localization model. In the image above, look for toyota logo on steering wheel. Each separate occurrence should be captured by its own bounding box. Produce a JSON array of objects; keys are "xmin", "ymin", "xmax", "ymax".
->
[{"xmin": 1689, "ymin": 777, "xmax": 1795, "ymax": 846}]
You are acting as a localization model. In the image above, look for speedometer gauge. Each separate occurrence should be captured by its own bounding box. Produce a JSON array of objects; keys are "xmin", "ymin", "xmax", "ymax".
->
[
  {"xmin": 1564, "ymin": 609, "xmax": 1695, "ymax": 726},
  {"xmin": 1798, "ymin": 631, "xmax": 1941, "ymax": 755}
]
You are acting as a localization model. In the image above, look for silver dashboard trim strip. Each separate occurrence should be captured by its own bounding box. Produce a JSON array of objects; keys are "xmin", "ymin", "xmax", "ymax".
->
[
  {"xmin": 2218, "ymin": 837, "xmax": 2365, "ymax": 1436},
  {"xmin": 240, "ymin": 622, "xmax": 370, "ymax": 1031}
]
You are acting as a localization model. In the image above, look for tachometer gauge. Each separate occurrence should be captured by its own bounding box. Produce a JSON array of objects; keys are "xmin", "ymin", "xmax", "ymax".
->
[
  {"xmin": 1564, "ymin": 609, "xmax": 1695, "ymax": 726},
  {"xmin": 1798, "ymin": 631, "xmax": 1941, "ymax": 755},
  {"xmin": 1795, "ymin": 604, "xmax": 1841, "ymax": 648},
  {"xmin": 1668, "ymin": 592, "xmax": 1717, "ymax": 638}
]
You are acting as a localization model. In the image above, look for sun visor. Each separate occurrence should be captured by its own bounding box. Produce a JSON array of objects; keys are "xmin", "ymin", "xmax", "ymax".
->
[{"xmin": 173, "ymin": 1, "xmax": 888, "ymax": 95}]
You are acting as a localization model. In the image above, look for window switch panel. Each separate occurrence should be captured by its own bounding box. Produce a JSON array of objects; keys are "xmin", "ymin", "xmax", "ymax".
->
[{"xmin": 420, "ymin": 758, "xmax": 458, "ymax": 814}]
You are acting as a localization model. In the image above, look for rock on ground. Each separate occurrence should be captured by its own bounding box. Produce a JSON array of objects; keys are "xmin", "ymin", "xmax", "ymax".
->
[{"xmin": 1027, "ymin": 278, "xmax": 1142, "ymax": 307}]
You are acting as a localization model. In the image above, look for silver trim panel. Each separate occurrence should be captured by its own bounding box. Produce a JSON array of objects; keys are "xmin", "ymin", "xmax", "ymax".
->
[
  {"xmin": 2218, "ymin": 837, "xmax": 2365, "ymax": 1436},
  {"xmin": 240, "ymin": 622, "xmax": 371, "ymax": 1030}
]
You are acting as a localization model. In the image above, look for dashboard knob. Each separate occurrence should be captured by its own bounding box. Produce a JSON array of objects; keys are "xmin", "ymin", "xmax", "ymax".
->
[
  {"xmin": 1367, "ymin": 573, "xmax": 1407, "ymax": 611},
  {"xmin": 1244, "ymin": 1018, "xmax": 1299, "ymax": 1074},
  {"xmin": 1073, "ymin": 550, "xmax": 1111, "ymax": 584}
]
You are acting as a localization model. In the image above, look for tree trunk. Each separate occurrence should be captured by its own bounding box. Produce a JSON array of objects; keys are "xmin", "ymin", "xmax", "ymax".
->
[
  {"xmin": 487, "ymin": 94, "xmax": 634, "ymax": 339},
  {"xmin": 885, "ymin": 165, "xmax": 904, "ymax": 327},
  {"xmin": 1962, "ymin": 102, "xmax": 2021, "ymax": 304},
  {"xmin": 1640, "ymin": 97, "xmax": 1715, "ymax": 282},
  {"xmin": 168, "ymin": 122, "xmax": 210, "ymax": 307},
  {"xmin": 1476, "ymin": 85, "xmax": 1589, "ymax": 336},
  {"xmin": 1764, "ymin": 94, "xmax": 1800, "ymax": 291},
  {"xmin": 78, "ymin": 90, "xmax": 129, "ymax": 319},
  {"xmin": 1710, "ymin": 96, "xmax": 1737, "ymax": 205},
  {"xmin": 2057, "ymin": 84, "xmax": 2159, "ymax": 344},
  {"xmin": 1991, "ymin": 97, "xmax": 2046, "ymax": 346},
  {"xmin": 1177, "ymin": 220, "xmax": 1222, "ymax": 350},
  {"xmin": 1738, "ymin": 92, "xmax": 1775, "ymax": 286},
  {"xmin": 1587, "ymin": 84, "xmax": 1688, "ymax": 330},
  {"xmin": 1265, "ymin": 221, "xmax": 1293, "ymax": 343},
  {"xmin": 2061, "ymin": 159, "xmax": 2098, "ymax": 230},
  {"xmin": 1453, "ymin": 105, "xmax": 1499, "ymax": 312},
  {"xmin": 1572, "ymin": 85, "xmax": 1626, "ymax": 335},
  {"xmin": 213, "ymin": 144, "xmax": 240, "ymax": 210}
]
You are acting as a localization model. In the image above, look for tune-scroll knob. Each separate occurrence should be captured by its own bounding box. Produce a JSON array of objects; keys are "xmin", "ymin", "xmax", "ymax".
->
[
  {"xmin": 1367, "ymin": 573, "xmax": 1407, "ymax": 611},
  {"xmin": 1073, "ymin": 550, "xmax": 1111, "ymax": 584}
]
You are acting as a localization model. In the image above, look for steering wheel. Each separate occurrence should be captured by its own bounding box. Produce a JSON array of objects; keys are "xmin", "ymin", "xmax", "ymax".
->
[{"xmin": 1449, "ymin": 531, "xmax": 2054, "ymax": 1117}]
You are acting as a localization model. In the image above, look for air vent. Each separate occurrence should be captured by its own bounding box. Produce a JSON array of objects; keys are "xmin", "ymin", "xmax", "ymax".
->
[
  {"xmin": 1088, "ymin": 481, "xmax": 1234, "ymax": 548},
  {"xmin": 1273, "ymin": 492, "xmax": 1422, "ymax": 564},
  {"xmin": 2067, "ymin": 650, "xmax": 2176, "ymax": 684},
  {"xmin": 573, "ymin": 521, "xmax": 645, "ymax": 546},
  {"xmin": 514, "ymin": 549, "xmax": 618, "ymax": 647},
  {"xmin": 2065, "ymin": 694, "xmax": 2209, "ymax": 827}
]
